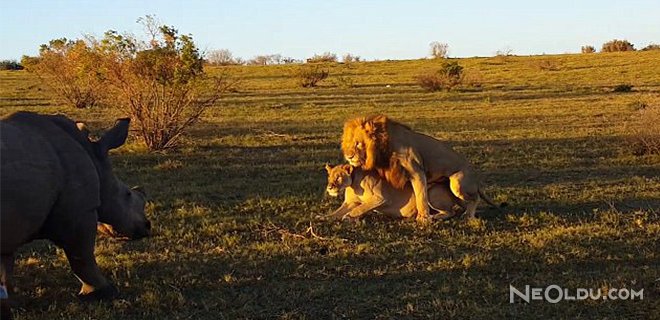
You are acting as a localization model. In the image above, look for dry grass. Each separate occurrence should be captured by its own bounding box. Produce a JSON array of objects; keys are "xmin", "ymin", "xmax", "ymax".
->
[{"xmin": 0, "ymin": 50, "xmax": 659, "ymax": 319}]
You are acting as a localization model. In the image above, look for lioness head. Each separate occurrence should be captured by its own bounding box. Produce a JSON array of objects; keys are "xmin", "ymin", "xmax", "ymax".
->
[
  {"xmin": 341, "ymin": 115, "xmax": 389, "ymax": 169},
  {"xmin": 324, "ymin": 163, "xmax": 354, "ymax": 197}
]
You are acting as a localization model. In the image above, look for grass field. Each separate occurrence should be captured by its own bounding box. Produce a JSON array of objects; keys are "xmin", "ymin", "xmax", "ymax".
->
[{"xmin": 1, "ymin": 51, "xmax": 659, "ymax": 319}]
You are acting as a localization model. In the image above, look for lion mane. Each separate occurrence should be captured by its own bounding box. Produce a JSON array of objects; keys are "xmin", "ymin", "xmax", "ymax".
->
[{"xmin": 341, "ymin": 115, "xmax": 409, "ymax": 189}]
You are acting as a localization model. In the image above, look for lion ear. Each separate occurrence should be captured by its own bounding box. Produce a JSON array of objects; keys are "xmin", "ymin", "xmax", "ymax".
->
[
  {"xmin": 324, "ymin": 163, "xmax": 332, "ymax": 173},
  {"xmin": 343, "ymin": 164, "xmax": 354, "ymax": 174}
]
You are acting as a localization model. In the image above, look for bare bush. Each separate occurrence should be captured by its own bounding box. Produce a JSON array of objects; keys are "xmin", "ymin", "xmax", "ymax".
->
[
  {"xmin": 296, "ymin": 65, "xmax": 329, "ymax": 87},
  {"xmin": 536, "ymin": 59, "xmax": 560, "ymax": 71},
  {"xmin": 429, "ymin": 42, "xmax": 449, "ymax": 59},
  {"xmin": 342, "ymin": 53, "xmax": 361, "ymax": 63},
  {"xmin": 416, "ymin": 61, "xmax": 464, "ymax": 92},
  {"xmin": 306, "ymin": 52, "xmax": 337, "ymax": 63},
  {"xmin": 601, "ymin": 39, "xmax": 635, "ymax": 52},
  {"xmin": 581, "ymin": 45, "xmax": 596, "ymax": 53},
  {"xmin": 629, "ymin": 96, "xmax": 660, "ymax": 155},
  {"xmin": 23, "ymin": 38, "xmax": 105, "ymax": 108}
]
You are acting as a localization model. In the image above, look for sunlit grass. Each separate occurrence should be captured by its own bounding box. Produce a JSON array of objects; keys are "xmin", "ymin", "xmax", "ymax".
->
[{"xmin": 1, "ymin": 51, "xmax": 658, "ymax": 319}]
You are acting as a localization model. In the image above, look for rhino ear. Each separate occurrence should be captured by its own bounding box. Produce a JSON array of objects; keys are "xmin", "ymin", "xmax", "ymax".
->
[
  {"xmin": 76, "ymin": 122, "xmax": 91, "ymax": 140},
  {"xmin": 98, "ymin": 118, "xmax": 130, "ymax": 154}
]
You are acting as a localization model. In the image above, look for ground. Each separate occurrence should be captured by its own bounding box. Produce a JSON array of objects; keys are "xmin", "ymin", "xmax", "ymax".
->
[{"xmin": 1, "ymin": 51, "xmax": 658, "ymax": 319}]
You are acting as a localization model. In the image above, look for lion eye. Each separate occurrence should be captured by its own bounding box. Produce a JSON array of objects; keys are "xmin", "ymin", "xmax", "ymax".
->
[{"xmin": 356, "ymin": 142, "xmax": 363, "ymax": 149}]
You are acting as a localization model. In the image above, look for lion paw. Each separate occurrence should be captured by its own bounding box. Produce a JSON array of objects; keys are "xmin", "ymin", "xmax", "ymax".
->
[{"xmin": 77, "ymin": 284, "xmax": 119, "ymax": 302}]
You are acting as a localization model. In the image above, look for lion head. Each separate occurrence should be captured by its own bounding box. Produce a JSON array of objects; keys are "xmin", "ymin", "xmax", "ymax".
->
[
  {"xmin": 341, "ymin": 115, "xmax": 408, "ymax": 189},
  {"xmin": 324, "ymin": 163, "xmax": 354, "ymax": 197}
]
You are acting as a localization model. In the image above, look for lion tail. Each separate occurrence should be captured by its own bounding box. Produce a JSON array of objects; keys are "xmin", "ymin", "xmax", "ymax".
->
[{"xmin": 478, "ymin": 188, "xmax": 508, "ymax": 212}]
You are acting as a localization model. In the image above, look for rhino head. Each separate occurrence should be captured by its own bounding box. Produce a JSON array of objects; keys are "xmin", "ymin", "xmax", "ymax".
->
[{"xmin": 78, "ymin": 119, "xmax": 151, "ymax": 240}]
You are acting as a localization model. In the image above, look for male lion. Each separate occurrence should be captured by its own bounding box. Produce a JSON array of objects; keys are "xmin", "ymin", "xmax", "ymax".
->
[
  {"xmin": 324, "ymin": 163, "xmax": 463, "ymax": 220},
  {"xmin": 341, "ymin": 115, "xmax": 500, "ymax": 222}
]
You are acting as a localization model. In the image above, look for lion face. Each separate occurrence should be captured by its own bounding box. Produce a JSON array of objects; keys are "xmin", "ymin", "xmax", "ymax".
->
[
  {"xmin": 341, "ymin": 118, "xmax": 378, "ymax": 168},
  {"xmin": 343, "ymin": 141, "xmax": 366, "ymax": 167},
  {"xmin": 324, "ymin": 164, "xmax": 354, "ymax": 197}
]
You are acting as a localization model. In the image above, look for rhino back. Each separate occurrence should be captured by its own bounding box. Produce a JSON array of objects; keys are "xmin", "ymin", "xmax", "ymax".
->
[{"xmin": 1, "ymin": 112, "xmax": 100, "ymax": 252}]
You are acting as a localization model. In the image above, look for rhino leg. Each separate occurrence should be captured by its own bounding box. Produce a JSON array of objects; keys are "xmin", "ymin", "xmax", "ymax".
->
[
  {"xmin": 1, "ymin": 254, "xmax": 14, "ymax": 320},
  {"xmin": 57, "ymin": 213, "xmax": 118, "ymax": 301}
]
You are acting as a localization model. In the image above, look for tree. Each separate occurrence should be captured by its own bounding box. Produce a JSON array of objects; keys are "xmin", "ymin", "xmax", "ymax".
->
[
  {"xmin": 207, "ymin": 49, "xmax": 236, "ymax": 65},
  {"xmin": 97, "ymin": 17, "xmax": 232, "ymax": 150},
  {"xmin": 581, "ymin": 45, "xmax": 596, "ymax": 53},
  {"xmin": 429, "ymin": 42, "xmax": 449, "ymax": 59},
  {"xmin": 306, "ymin": 52, "xmax": 337, "ymax": 63},
  {"xmin": 601, "ymin": 39, "xmax": 635, "ymax": 52}
]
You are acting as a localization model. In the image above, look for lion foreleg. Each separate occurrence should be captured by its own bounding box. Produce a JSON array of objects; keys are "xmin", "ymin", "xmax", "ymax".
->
[
  {"xmin": 344, "ymin": 197, "xmax": 386, "ymax": 220},
  {"xmin": 326, "ymin": 202, "xmax": 358, "ymax": 220}
]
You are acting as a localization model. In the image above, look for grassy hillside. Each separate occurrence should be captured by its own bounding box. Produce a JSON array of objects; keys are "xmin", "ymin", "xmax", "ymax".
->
[{"xmin": 1, "ymin": 51, "xmax": 659, "ymax": 319}]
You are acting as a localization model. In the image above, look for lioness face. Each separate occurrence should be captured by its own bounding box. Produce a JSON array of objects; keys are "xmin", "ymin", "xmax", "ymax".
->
[{"xmin": 325, "ymin": 164, "xmax": 353, "ymax": 197}]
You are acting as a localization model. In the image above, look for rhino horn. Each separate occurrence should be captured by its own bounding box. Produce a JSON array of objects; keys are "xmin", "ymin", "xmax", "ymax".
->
[
  {"xmin": 131, "ymin": 185, "xmax": 147, "ymax": 197},
  {"xmin": 98, "ymin": 118, "xmax": 131, "ymax": 155}
]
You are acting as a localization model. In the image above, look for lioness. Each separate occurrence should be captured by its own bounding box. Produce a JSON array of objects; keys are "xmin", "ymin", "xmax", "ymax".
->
[
  {"xmin": 341, "ymin": 115, "xmax": 500, "ymax": 222},
  {"xmin": 324, "ymin": 163, "xmax": 463, "ymax": 220}
]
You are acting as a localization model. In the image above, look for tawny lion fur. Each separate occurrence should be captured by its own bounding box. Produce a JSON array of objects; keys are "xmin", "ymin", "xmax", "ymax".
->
[
  {"xmin": 341, "ymin": 114, "xmax": 500, "ymax": 221},
  {"xmin": 324, "ymin": 163, "xmax": 462, "ymax": 220}
]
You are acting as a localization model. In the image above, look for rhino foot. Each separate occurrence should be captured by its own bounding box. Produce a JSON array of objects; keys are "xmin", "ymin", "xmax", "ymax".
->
[
  {"xmin": 1, "ymin": 300, "xmax": 12, "ymax": 320},
  {"xmin": 77, "ymin": 284, "xmax": 119, "ymax": 302}
]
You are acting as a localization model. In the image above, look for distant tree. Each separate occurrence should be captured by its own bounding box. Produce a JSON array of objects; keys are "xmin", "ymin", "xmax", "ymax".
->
[
  {"xmin": 281, "ymin": 57, "xmax": 298, "ymax": 64},
  {"xmin": 247, "ymin": 55, "xmax": 272, "ymax": 65},
  {"xmin": 342, "ymin": 53, "xmax": 361, "ymax": 63},
  {"xmin": 429, "ymin": 41, "xmax": 449, "ymax": 59},
  {"xmin": 306, "ymin": 52, "xmax": 337, "ymax": 63},
  {"xmin": 601, "ymin": 39, "xmax": 635, "ymax": 52},
  {"xmin": 207, "ymin": 49, "xmax": 236, "ymax": 65},
  {"xmin": 641, "ymin": 43, "xmax": 660, "ymax": 51},
  {"xmin": 0, "ymin": 60, "xmax": 23, "ymax": 70},
  {"xmin": 581, "ymin": 45, "xmax": 596, "ymax": 53}
]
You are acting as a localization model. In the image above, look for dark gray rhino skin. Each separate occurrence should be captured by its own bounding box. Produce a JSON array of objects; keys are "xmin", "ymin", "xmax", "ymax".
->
[{"xmin": 0, "ymin": 111, "xmax": 150, "ymax": 319}]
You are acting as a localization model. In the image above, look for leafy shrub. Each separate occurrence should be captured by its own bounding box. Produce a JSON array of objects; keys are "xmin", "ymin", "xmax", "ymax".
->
[
  {"xmin": 416, "ymin": 61, "xmax": 464, "ymax": 91},
  {"xmin": 98, "ymin": 16, "xmax": 232, "ymax": 151},
  {"xmin": 306, "ymin": 52, "xmax": 337, "ymax": 63},
  {"xmin": 581, "ymin": 45, "xmax": 596, "ymax": 53},
  {"xmin": 429, "ymin": 42, "xmax": 449, "ymax": 59},
  {"xmin": 601, "ymin": 39, "xmax": 635, "ymax": 52},
  {"xmin": 296, "ymin": 65, "xmax": 329, "ymax": 87},
  {"xmin": 612, "ymin": 84, "xmax": 633, "ymax": 92},
  {"xmin": 23, "ymin": 38, "xmax": 105, "ymax": 108},
  {"xmin": 0, "ymin": 60, "xmax": 23, "ymax": 70}
]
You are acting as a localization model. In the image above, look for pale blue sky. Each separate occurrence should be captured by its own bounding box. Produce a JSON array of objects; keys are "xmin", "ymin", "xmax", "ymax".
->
[{"xmin": 1, "ymin": 0, "xmax": 658, "ymax": 61}]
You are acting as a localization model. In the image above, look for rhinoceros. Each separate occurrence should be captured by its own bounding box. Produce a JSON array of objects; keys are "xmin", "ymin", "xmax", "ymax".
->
[{"xmin": 0, "ymin": 111, "xmax": 151, "ymax": 319}]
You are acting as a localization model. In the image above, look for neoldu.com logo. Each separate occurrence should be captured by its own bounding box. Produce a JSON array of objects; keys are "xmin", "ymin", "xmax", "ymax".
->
[{"xmin": 509, "ymin": 285, "xmax": 644, "ymax": 303}]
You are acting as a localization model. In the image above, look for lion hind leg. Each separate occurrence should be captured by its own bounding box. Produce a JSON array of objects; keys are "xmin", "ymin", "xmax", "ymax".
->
[{"xmin": 449, "ymin": 171, "xmax": 479, "ymax": 219}]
